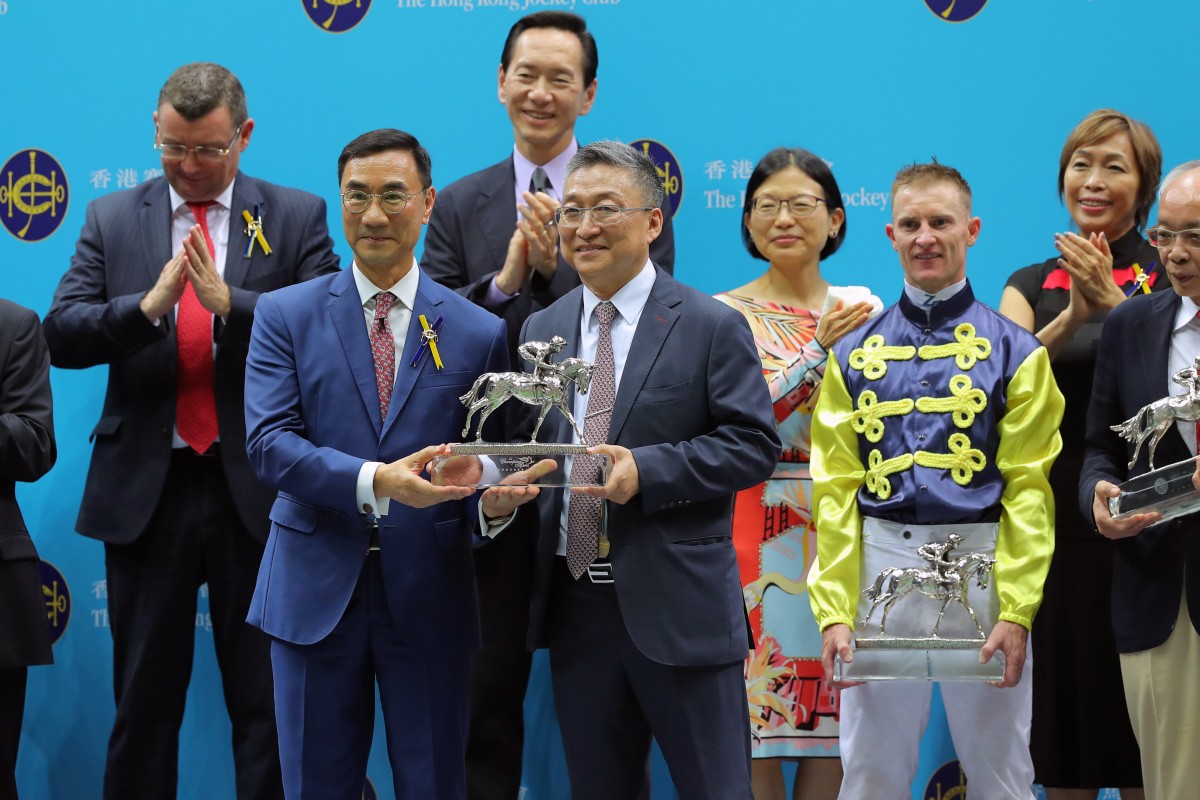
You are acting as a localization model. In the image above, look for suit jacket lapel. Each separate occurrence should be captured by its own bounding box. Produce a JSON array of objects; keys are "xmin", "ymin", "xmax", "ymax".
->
[
  {"xmin": 141, "ymin": 182, "xmax": 173, "ymax": 327},
  {"xmin": 476, "ymin": 160, "xmax": 519, "ymax": 272},
  {"xmin": 328, "ymin": 269, "xmax": 384, "ymax": 437},
  {"xmin": 382, "ymin": 273, "xmax": 446, "ymax": 437},
  {"xmin": 608, "ymin": 271, "xmax": 680, "ymax": 442},
  {"xmin": 223, "ymin": 173, "xmax": 263, "ymax": 290}
]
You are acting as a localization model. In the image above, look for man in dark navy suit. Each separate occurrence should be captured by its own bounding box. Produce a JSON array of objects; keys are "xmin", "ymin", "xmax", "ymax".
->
[
  {"xmin": 43, "ymin": 62, "xmax": 340, "ymax": 800},
  {"xmin": 507, "ymin": 141, "xmax": 777, "ymax": 800},
  {"xmin": 1082, "ymin": 160, "xmax": 1200, "ymax": 800}
]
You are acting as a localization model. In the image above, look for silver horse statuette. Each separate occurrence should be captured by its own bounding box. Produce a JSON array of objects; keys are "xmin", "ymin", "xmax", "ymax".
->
[
  {"xmin": 1111, "ymin": 356, "xmax": 1200, "ymax": 470},
  {"xmin": 458, "ymin": 337, "xmax": 595, "ymax": 443},
  {"xmin": 859, "ymin": 534, "xmax": 996, "ymax": 640}
]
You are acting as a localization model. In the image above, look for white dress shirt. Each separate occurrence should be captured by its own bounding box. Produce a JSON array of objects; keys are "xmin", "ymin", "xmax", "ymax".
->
[
  {"xmin": 555, "ymin": 260, "xmax": 657, "ymax": 555},
  {"xmin": 1168, "ymin": 295, "xmax": 1200, "ymax": 455}
]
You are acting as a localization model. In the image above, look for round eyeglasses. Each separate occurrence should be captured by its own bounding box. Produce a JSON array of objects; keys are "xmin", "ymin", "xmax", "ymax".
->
[{"xmin": 341, "ymin": 189, "xmax": 425, "ymax": 215}]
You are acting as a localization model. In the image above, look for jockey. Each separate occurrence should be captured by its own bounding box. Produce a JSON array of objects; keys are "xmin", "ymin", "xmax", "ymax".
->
[
  {"xmin": 518, "ymin": 335, "xmax": 568, "ymax": 381},
  {"xmin": 917, "ymin": 533, "xmax": 964, "ymax": 586}
]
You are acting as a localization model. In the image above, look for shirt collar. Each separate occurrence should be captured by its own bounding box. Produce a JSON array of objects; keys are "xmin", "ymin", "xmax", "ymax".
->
[
  {"xmin": 903, "ymin": 277, "xmax": 967, "ymax": 310},
  {"xmin": 581, "ymin": 259, "xmax": 655, "ymax": 327},
  {"xmin": 513, "ymin": 140, "xmax": 577, "ymax": 201},
  {"xmin": 168, "ymin": 179, "xmax": 236, "ymax": 216},
  {"xmin": 1171, "ymin": 294, "xmax": 1200, "ymax": 334},
  {"xmin": 352, "ymin": 259, "xmax": 420, "ymax": 311}
]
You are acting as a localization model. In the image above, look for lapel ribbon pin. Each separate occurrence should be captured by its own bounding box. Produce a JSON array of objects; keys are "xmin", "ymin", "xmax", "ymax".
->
[
  {"xmin": 242, "ymin": 204, "xmax": 272, "ymax": 257},
  {"xmin": 410, "ymin": 314, "xmax": 444, "ymax": 370}
]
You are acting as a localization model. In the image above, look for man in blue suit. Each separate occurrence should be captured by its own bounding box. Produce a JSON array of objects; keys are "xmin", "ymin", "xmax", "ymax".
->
[
  {"xmin": 244, "ymin": 129, "xmax": 512, "ymax": 800},
  {"xmin": 509, "ymin": 141, "xmax": 779, "ymax": 800},
  {"xmin": 1082, "ymin": 160, "xmax": 1200, "ymax": 800},
  {"xmin": 43, "ymin": 63, "xmax": 340, "ymax": 800}
]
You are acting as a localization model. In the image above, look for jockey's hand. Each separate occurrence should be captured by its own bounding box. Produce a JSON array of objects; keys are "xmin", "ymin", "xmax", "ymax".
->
[
  {"xmin": 819, "ymin": 623, "xmax": 861, "ymax": 688},
  {"xmin": 982, "ymin": 620, "xmax": 1027, "ymax": 688},
  {"xmin": 1092, "ymin": 479, "xmax": 1159, "ymax": 539},
  {"xmin": 570, "ymin": 444, "xmax": 639, "ymax": 504}
]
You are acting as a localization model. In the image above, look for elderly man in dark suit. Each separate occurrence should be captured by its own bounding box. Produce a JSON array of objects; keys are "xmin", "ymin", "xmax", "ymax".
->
[
  {"xmin": 422, "ymin": 15, "xmax": 675, "ymax": 795},
  {"xmin": 43, "ymin": 62, "xmax": 340, "ymax": 800},
  {"xmin": 495, "ymin": 141, "xmax": 777, "ymax": 799},
  {"xmin": 1082, "ymin": 160, "xmax": 1200, "ymax": 800},
  {"xmin": 0, "ymin": 299, "xmax": 55, "ymax": 800}
]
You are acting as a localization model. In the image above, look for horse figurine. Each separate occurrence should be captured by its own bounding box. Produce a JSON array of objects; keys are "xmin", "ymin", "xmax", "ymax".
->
[
  {"xmin": 459, "ymin": 357, "xmax": 594, "ymax": 443},
  {"xmin": 859, "ymin": 551, "xmax": 996, "ymax": 638},
  {"xmin": 1110, "ymin": 358, "xmax": 1200, "ymax": 470}
]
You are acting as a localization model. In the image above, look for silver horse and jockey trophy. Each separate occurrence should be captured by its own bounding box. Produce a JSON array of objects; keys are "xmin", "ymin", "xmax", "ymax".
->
[
  {"xmin": 429, "ymin": 337, "xmax": 612, "ymax": 488},
  {"xmin": 835, "ymin": 534, "xmax": 1006, "ymax": 682},
  {"xmin": 1106, "ymin": 356, "xmax": 1200, "ymax": 524}
]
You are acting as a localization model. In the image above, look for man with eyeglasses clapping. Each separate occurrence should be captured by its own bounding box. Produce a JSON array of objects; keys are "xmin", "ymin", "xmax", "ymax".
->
[{"xmin": 43, "ymin": 62, "xmax": 339, "ymax": 800}]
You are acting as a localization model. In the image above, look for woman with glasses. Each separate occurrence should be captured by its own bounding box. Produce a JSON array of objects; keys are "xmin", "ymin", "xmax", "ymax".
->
[
  {"xmin": 999, "ymin": 109, "xmax": 1164, "ymax": 800},
  {"xmin": 715, "ymin": 147, "xmax": 877, "ymax": 800}
]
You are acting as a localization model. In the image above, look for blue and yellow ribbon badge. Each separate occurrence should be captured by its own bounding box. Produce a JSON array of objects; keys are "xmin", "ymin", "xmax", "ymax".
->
[
  {"xmin": 1124, "ymin": 263, "xmax": 1153, "ymax": 297},
  {"xmin": 242, "ymin": 204, "xmax": 272, "ymax": 257},
  {"xmin": 410, "ymin": 314, "xmax": 444, "ymax": 370}
]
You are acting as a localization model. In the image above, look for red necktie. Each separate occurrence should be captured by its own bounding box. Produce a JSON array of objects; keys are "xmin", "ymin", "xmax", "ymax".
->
[
  {"xmin": 371, "ymin": 292, "xmax": 397, "ymax": 421},
  {"xmin": 566, "ymin": 301, "xmax": 617, "ymax": 579},
  {"xmin": 176, "ymin": 202, "xmax": 219, "ymax": 453}
]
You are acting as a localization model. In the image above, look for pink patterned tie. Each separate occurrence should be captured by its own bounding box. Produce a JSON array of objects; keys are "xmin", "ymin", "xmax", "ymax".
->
[
  {"xmin": 177, "ymin": 201, "xmax": 218, "ymax": 453},
  {"xmin": 566, "ymin": 301, "xmax": 617, "ymax": 579},
  {"xmin": 371, "ymin": 292, "xmax": 396, "ymax": 420}
]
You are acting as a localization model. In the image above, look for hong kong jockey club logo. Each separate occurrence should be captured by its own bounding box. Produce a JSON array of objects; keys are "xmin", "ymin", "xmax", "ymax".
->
[
  {"xmin": 924, "ymin": 759, "xmax": 967, "ymax": 799},
  {"xmin": 631, "ymin": 139, "xmax": 683, "ymax": 219},
  {"xmin": 924, "ymin": 0, "xmax": 988, "ymax": 23},
  {"xmin": 304, "ymin": 0, "xmax": 371, "ymax": 33},
  {"xmin": 39, "ymin": 560, "xmax": 71, "ymax": 646},
  {"xmin": 0, "ymin": 149, "xmax": 69, "ymax": 242}
]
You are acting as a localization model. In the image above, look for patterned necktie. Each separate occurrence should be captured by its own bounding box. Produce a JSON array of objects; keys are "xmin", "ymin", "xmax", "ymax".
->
[
  {"xmin": 371, "ymin": 292, "xmax": 397, "ymax": 421},
  {"xmin": 566, "ymin": 301, "xmax": 617, "ymax": 579},
  {"xmin": 530, "ymin": 166, "xmax": 551, "ymax": 197},
  {"xmin": 176, "ymin": 201, "xmax": 218, "ymax": 453}
]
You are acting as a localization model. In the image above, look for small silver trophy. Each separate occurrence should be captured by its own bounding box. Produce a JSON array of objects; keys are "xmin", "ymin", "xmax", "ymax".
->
[
  {"xmin": 1107, "ymin": 357, "xmax": 1200, "ymax": 523},
  {"xmin": 835, "ymin": 534, "xmax": 1005, "ymax": 682},
  {"xmin": 429, "ymin": 337, "xmax": 611, "ymax": 488}
]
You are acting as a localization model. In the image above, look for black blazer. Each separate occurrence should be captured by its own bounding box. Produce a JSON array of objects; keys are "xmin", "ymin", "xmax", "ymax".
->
[
  {"xmin": 1079, "ymin": 288, "xmax": 1200, "ymax": 652},
  {"xmin": 0, "ymin": 299, "xmax": 55, "ymax": 668},
  {"xmin": 43, "ymin": 173, "xmax": 341, "ymax": 544},
  {"xmin": 422, "ymin": 154, "xmax": 676, "ymax": 360}
]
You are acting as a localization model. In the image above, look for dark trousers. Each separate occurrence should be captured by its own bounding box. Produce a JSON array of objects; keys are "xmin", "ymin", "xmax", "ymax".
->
[
  {"xmin": 547, "ymin": 559, "xmax": 752, "ymax": 800},
  {"xmin": 271, "ymin": 552, "xmax": 471, "ymax": 800},
  {"xmin": 466, "ymin": 514, "xmax": 535, "ymax": 800},
  {"xmin": 0, "ymin": 668, "xmax": 26, "ymax": 800},
  {"xmin": 102, "ymin": 449, "xmax": 282, "ymax": 800}
]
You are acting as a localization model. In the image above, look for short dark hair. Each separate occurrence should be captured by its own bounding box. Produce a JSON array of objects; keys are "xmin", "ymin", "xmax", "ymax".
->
[
  {"xmin": 337, "ymin": 129, "xmax": 432, "ymax": 188},
  {"xmin": 500, "ymin": 11, "xmax": 598, "ymax": 87},
  {"xmin": 158, "ymin": 63, "xmax": 247, "ymax": 128},
  {"xmin": 1059, "ymin": 109, "xmax": 1161, "ymax": 231},
  {"xmin": 740, "ymin": 147, "xmax": 847, "ymax": 261},
  {"xmin": 566, "ymin": 140, "xmax": 664, "ymax": 208},
  {"xmin": 892, "ymin": 160, "xmax": 972, "ymax": 213}
]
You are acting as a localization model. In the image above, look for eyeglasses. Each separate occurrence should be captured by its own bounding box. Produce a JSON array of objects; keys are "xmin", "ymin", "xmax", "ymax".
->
[
  {"xmin": 341, "ymin": 189, "xmax": 426, "ymax": 215},
  {"xmin": 750, "ymin": 194, "xmax": 825, "ymax": 218},
  {"xmin": 1147, "ymin": 227, "xmax": 1200, "ymax": 250},
  {"xmin": 154, "ymin": 125, "xmax": 243, "ymax": 163},
  {"xmin": 553, "ymin": 205, "xmax": 655, "ymax": 228}
]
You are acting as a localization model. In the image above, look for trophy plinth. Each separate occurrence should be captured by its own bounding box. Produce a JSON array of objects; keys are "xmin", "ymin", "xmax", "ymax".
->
[
  {"xmin": 1108, "ymin": 455, "xmax": 1200, "ymax": 523},
  {"xmin": 430, "ymin": 444, "xmax": 610, "ymax": 489},
  {"xmin": 835, "ymin": 638, "xmax": 1004, "ymax": 682}
]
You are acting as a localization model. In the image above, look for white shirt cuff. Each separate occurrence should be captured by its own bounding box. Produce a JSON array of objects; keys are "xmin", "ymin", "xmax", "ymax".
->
[{"xmin": 356, "ymin": 461, "xmax": 391, "ymax": 516}]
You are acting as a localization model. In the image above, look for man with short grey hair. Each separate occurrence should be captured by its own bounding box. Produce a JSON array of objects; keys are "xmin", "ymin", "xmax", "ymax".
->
[
  {"xmin": 502, "ymin": 140, "xmax": 778, "ymax": 799},
  {"xmin": 44, "ymin": 61, "xmax": 340, "ymax": 800},
  {"xmin": 1082, "ymin": 159, "xmax": 1200, "ymax": 800}
]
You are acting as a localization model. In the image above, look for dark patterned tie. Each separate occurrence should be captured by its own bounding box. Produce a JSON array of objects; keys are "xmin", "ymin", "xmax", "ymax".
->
[
  {"xmin": 371, "ymin": 292, "xmax": 396, "ymax": 421},
  {"xmin": 566, "ymin": 301, "xmax": 617, "ymax": 579},
  {"xmin": 530, "ymin": 166, "xmax": 551, "ymax": 197},
  {"xmin": 177, "ymin": 201, "xmax": 218, "ymax": 453}
]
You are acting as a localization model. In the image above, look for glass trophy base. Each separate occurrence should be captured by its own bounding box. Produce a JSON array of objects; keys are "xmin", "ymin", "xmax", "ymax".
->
[
  {"xmin": 1108, "ymin": 456, "xmax": 1200, "ymax": 523},
  {"xmin": 834, "ymin": 638, "xmax": 1004, "ymax": 682},
  {"xmin": 430, "ymin": 443, "xmax": 611, "ymax": 488}
]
